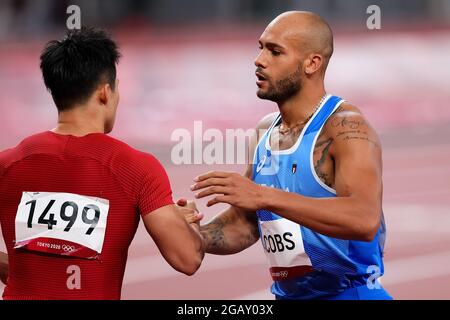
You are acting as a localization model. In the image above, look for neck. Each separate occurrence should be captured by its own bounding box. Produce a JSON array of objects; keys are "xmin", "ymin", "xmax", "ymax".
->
[
  {"xmin": 52, "ymin": 104, "xmax": 105, "ymax": 137},
  {"xmin": 276, "ymin": 81, "xmax": 326, "ymax": 128}
]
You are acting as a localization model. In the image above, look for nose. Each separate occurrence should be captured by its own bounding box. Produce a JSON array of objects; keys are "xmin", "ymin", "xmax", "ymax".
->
[{"xmin": 254, "ymin": 51, "xmax": 267, "ymax": 68}]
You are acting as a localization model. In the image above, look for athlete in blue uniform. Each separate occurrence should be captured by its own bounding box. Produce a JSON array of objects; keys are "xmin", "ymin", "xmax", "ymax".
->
[{"xmin": 184, "ymin": 11, "xmax": 392, "ymax": 300}]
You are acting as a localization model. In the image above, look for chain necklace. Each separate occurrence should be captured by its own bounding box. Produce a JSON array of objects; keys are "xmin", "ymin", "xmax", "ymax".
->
[{"xmin": 279, "ymin": 94, "xmax": 327, "ymax": 134}]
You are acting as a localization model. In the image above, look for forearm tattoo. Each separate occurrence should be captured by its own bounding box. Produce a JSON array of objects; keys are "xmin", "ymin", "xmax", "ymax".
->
[{"xmin": 200, "ymin": 213, "xmax": 260, "ymax": 253}]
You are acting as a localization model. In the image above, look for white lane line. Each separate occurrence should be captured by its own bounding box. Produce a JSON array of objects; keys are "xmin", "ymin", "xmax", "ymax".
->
[
  {"xmin": 384, "ymin": 166, "xmax": 450, "ymax": 178},
  {"xmin": 383, "ymin": 204, "xmax": 450, "ymax": 233},
  {"xmin": 231, "ymin": 250, "xmax": 450, "ymax": 300},
  {"xmin": 382, "ymin": 250, "xmax": 450, "ymax": 286},
  {"xmin": 383, "ymin": 143, "xmax": 450, "ymax": 157},
  {"xmin": 385, "ymin": 188, "xmax": 450, "ymax": 200}
]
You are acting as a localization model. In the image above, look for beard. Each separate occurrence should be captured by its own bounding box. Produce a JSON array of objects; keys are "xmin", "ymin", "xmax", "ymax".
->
[{"xmin": 257, "ymin": 65, "xmax": 302, "ymax": 103}]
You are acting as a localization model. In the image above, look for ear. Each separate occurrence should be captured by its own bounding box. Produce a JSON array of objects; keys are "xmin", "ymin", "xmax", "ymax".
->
[
  {"xmin": 303, "ymin": 53, "xmax": 323, "ymax": 76},
  {"xmin": 98, "ymin": 83, "xmax": 112, "ymax": 105}
]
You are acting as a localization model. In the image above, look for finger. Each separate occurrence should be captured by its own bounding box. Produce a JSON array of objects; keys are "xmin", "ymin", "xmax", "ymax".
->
[
  {"xmin": 190, "ymin": 177, "xmax": 230, "ymax": 191},
  {"xmin": 181, "ymin": 207, "xmax": 200, "ymax": 220},
  {"xmin": 195, "ymin": 186, "xmax": 230, "ymax": 199},
  {"xmin": 185, "ymin": 212, "xmax": 203, "ymax": 224},
  {"xmin": 195, "ymin": 212, "xmax": 204, "ymax": 222},
  {"xmin": 190, "ymin": 212, "xmax": 204, "ymax": 223},
  {"xmin": 207, "ymin": 195, "xmax": 232, "ymax": 207},
  {"xmin": 177, "ymin": 198, "xmax": 188, "ymax": 206},
  {"xmin": 186, "ymin": 201, "xmax": 199, "ymax": 212},
  {"xmin": 194, "ymin": 171, "xmax": 231, "ymax": 182}
]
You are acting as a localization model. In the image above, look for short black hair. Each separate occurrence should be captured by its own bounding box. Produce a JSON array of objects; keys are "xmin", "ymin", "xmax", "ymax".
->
[{"xmin": 40, "ymin": 27, "xmax": 121, "ymax": 112}]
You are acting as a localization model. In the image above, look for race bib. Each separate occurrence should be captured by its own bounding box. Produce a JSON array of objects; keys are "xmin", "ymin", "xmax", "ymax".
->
[
  {"xmin": 15, "ymin": 192, "xmax": 110, "ymax": 259},
  {"xmin": 259, "ymin": 217, "xmax": 312, "ymax": 281}
]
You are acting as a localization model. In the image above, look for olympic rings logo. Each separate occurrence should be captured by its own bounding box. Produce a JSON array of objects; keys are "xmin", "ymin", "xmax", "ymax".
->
[
  {"xmin": 279, "ymin": 271, "xmax": 288, "ymax": 277},
  {"xmin": 271, "ymin": 271, "xmax": 289, "ymax": 278},
  {"xmin": 62, "ymin": 245, "xmax": 75, "ymax": 252}
]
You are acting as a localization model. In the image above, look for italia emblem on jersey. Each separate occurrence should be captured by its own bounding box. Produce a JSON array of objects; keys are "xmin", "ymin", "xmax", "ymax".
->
[
  {"xmin": 14, "ymin": 192, "xmax": 110, "ymax": 259},
  {"xmin": 292, "ymin": 163, "xmax": 297, "ymax": 174}
]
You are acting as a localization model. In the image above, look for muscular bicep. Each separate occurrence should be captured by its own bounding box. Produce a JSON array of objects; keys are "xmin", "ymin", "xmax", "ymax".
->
[{"xmin": 329, "ymin": 111, "xmax": 383, "ymax": 211}]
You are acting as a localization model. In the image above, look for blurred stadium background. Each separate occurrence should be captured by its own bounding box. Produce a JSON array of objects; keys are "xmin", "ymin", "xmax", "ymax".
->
[{"xmin": 1, "ymin": 0, "xmax": 450, "ymax": 299}]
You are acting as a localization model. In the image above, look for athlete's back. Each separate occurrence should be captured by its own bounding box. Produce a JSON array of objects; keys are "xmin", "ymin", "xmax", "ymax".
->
[
  {"xmin": 0, "ymin": 131, "xmax": 173, "ymax": 299},
  {"xmin": 0, "ymin": 27, "xmax": 205, "ymax": 299}
]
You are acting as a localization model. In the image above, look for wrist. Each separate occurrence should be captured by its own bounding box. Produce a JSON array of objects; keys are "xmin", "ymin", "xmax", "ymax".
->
[
  {"xmin": 189, "ymin": 222, "xmax": 200, "ymax": 233},
  {"xmin": 257, "ymin": 185, "xmax": 273, "ymax": 210},
  {"xmin": 190, "ymin": 223, "xmax": 206, "ymax": 251}
]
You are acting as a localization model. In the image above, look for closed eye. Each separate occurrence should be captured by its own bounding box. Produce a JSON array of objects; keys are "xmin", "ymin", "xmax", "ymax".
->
[{"xmin": 271, "ymin": 50, "xmax": 281, "ymax": 56}]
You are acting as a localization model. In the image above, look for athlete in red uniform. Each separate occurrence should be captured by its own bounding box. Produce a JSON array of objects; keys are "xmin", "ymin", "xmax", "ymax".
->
[{"xmin": 0, "ymin": 27, "xmax": 204, "ymax": 299}]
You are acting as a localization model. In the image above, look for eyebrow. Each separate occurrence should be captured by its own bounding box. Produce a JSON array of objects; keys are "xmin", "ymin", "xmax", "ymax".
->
[{"xmin": 259, "ymin": 40, "xmax": 285, "ymax": 50}]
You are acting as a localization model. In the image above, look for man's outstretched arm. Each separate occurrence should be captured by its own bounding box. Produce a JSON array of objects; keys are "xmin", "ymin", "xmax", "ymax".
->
[
  {"xmin": 180, "ymin": 163, "xmax": 260, "ymax": 255},
  {"xmin": 200, "ymin": 205, "xmax": 260, "ymax": 255},
  {"xmin": 177, "ymin": 198, "xmax": 259, "ymax": 255},
  {"xmin": 142, "ymin": 204, "xmax": 205, "ymax": 275},
  {"xmin": 180, "ymin": 113, "xmax": 277, "ymax": 255}
]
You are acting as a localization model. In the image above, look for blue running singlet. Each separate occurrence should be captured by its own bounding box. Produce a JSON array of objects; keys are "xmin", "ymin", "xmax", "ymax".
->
[{"xmin": 252, "ymin": 95, "xmax": 392, "ymax": 300}]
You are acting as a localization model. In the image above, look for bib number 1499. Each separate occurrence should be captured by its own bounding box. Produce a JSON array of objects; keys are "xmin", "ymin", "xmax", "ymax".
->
[
  {"xmin": 25, "ymin": 199, "xmax": 100, "ymax": 235},
  {"xmin": 15, "ymin": 192, "xmax": 110, "ymax": 258}
]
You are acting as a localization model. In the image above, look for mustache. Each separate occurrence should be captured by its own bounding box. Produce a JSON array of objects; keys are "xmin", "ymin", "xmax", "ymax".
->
[{"xmin": 255, "ymin": 68, "xmax": 269, "ymax": 79}]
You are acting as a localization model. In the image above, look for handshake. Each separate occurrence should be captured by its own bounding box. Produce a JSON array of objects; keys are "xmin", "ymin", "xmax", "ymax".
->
[
  {"xmin": 176, "ymin": 198, "xmax": 204, "ymax": 228},
  {"xmin": 174, "ymin": 170, "xmax": 266, "ymax": 241},
  {"xmin": 172, "ymin": 170, "xmax": 265, "ymax": 265}
]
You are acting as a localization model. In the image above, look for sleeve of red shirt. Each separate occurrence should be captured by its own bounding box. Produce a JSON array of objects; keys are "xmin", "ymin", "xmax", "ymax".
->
[{"xmin": 137, "ymin": 155, "xmax": 174, "ymax": 217}]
